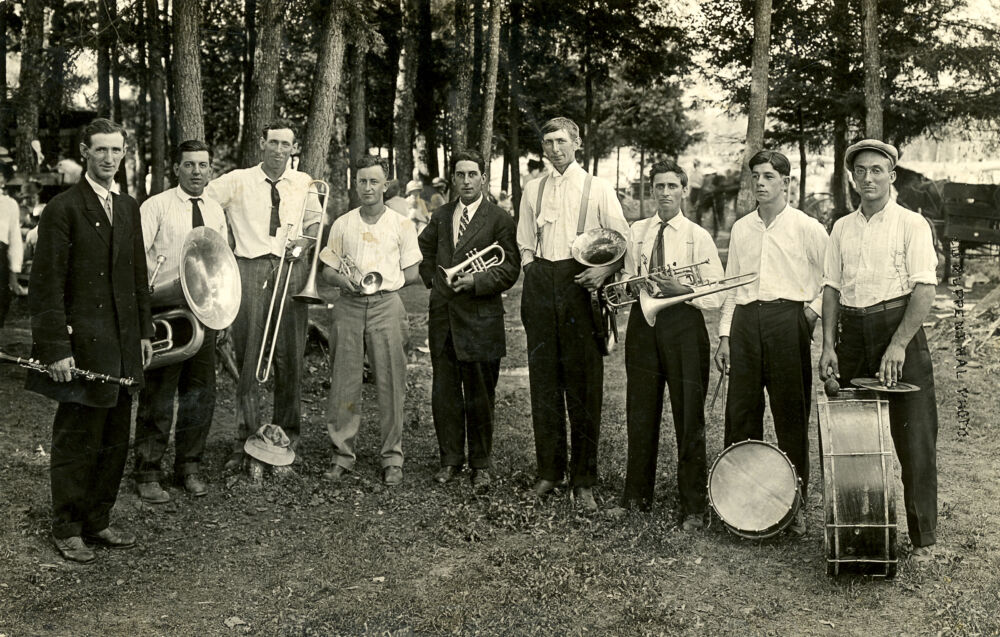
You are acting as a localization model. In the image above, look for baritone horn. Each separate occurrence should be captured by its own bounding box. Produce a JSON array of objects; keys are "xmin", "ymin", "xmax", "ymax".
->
[
  {"xmin": 439, "ymin": 242, "xmax": 506, "ymax": 286},
  {"xmin": 256, "ymin": 179, "xmax": 329, "ymax": 383},
  {"xmin": 639, "ymin": 268, "xmax": 759, "ymax": 327},
  {"xmin": 147, "ymin": 227, "xmax": 242, "ymax": 371}
]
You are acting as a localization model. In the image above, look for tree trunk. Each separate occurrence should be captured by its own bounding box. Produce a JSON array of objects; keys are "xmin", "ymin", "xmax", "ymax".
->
[
  {"xmin": 615, "ymin": 146, "xmax": 620, "ymax": 194},
  {"xmin": 736, "ymin": 0, "xmax": 773, "ymax": 216},
  {"xmin": 392, "ymin": 0, "xmax": 420, "ymax": 183},
  {"xmin": 239, "ymin": 0, "xmax": 257, "ymax": 154},
  {"xmin": 97, "ymin": 0, "xmax": 112, "ymax": 118},
  {"xmin": 508, "ymin": 0, "xmax": 522, "ymax": 216},
  {"xmin": 300, "ymin": 2, "xmax": 347, "ymax": 180},
  {"xmin": 798, "ymin": 105, "xmax": 807, "ymax": 207},
  {"xmin": 862, "ymin": 0, "xmax": 883, "ymax": 139},
  {"xmin": 832, "ymin": 114, "xmax": 849, "ymax": 222},
  {"xmin": 329, "ymin": 96, "xmax": 351, "ymax": 220},
  {"xmin": 478, "ymin": 0, "xmax": 502, "ymax": 193},
  {"xmin": 172, "ymin": 0, "xmax": 205, "ymax": 141},
  {"xmin": 638, "ymin": 148, "xmax": 646, "ymax": 219},
  {"xmin": 47, "ymin": 0, "xmax": 71, "ymax": 140},
  {"xmin": 16, "ymin": 0, "xmax": 44, "ymax": 176},
  {"xmin": 163, "ymin": 0, "xmax": 176, "ymax": 152},
  {"xmin": 348, "ymin": 42, "xmax": 368, "ymax": 203},
  {"xmin": 135, "ymin": 7, "xmax": 149, "ymax": 203},
  {"xmin": 0, "ymin": 4, "xmax": 8, "ymax": 145},
  {"xmin": 449, "ymin": 0, "xmax": 474, "ymax": 155},
  {"xmin": 146, "ymin": 0, "xmax": 168, "ymax": 195},
  {"xmin": 414, "ymin": 0, "xmax": 437, "ymax": 178},
  {"xmin": 239, "ymin": 0, "xmax": 287, "ymax": 167},
  {"xmin": 468, "ymin": 0, "xmax": 484, "ymax": 144}
]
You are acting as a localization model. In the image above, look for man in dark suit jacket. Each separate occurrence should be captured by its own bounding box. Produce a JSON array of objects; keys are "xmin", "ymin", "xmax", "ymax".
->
[
  {"xmin": 27, "ymin": 118, "xmax": 153, "ymax": 563},
  {"xmin": 418, "ymin": 149, "xmax": 520, "ymax": 489}
]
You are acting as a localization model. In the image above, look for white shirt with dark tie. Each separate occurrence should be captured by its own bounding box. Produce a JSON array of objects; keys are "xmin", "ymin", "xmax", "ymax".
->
[
  {"xmin": 139, "ymin": 186, "xmax": 228, "ymax": 283},
  {"xmin": 84, "ymin": 172, "xmax": 120, "ymax": 225},
  {"xmin": 451, "ymin": 195, "xmax": 483, "ymax": 247}
]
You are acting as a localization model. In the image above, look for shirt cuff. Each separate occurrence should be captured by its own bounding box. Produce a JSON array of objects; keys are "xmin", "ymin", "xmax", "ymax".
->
[
  {"xmin": 909, "ymin": 271, "xmax": 937, "ymax": 286},
  {"xmin": 822, "ymin": 278, "xmax": 842, "ymax": 291}
]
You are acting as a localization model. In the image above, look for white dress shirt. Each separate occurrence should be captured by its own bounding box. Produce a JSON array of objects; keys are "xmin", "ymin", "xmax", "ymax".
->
[
  {"xmin": 140, "ymin": 186, "xmax": 229, "ymax": 283},
  {"xmin": 205, "ymin": 165, "xmax": 320, "ymax": 259},
  {"xmin": 824, "ymin": 200, "xmax": 937, "ymax": 308},
  {"xmin": 320, "ymin": 207, "xmax": 422, "ymax": 293},
  {"xmin": 516, "ymin": 162, "xmax": 629, "ymax": 261},
  {"xmin": 0, "ymin": 194, "xmax": 23, "ymax": 273},
  {"xmin": 84, "ymin": 172, "xmax": 120, "ymax": 224},
  {"xmin": 624, "ymin": 212, "xmax": 725, "ymax": 311},
  {"xmin": 452, "ymin": 195, "xmax": 483, "ymax": 246},
  {"xmin": 719, "ymin": 205, "xmax": 829, "ymax": 337}
]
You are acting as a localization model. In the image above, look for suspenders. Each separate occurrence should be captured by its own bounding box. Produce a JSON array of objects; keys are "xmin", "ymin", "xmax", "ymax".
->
[{"xmin": 532, "ymin": 173, "xmax": 594, "ymax": 256}]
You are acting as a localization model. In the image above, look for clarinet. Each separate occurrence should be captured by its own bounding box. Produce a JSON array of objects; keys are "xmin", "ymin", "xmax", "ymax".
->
[{"xmin": 0, "ymin": 352, "xmax": 138, "ymax": 387}]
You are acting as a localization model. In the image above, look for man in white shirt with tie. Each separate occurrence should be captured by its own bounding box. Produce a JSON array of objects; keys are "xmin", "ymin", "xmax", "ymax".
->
[
  {"xmin": 134, "ymin": 140, "xmax": 229, "ymax": 502},
  {"xmin": 714, "ymin": 150, "xmax": 829, "ymax": 537},
  {"xmin": 516, "ymin": 116, "xmax": 630, "ymax": 510},
  {"xmin": 621, "ymin": 160, "xmax": 724, "ymax": 529},
  {"xmin": 819, "ymin": 139, "xmax": 939, "ymax": 563},
  {"xmin": 206, "ymin": 120, "xmax": 320, "ymax": 472}
]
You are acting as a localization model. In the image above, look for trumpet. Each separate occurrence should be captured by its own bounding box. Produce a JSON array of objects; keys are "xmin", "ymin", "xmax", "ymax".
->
[
  {"xmin": 602, "ymin": 259, "xmax": 712, "ymax": 309},
  {"xmin": 337, "ymin": 254, "xmax": 384, "ymax": 296},
  {"xmin": 256, "ymin": 179, "xmax": 329, "ymax": 383},
  {"xmin": 639, "ymin": 270, "xmax": 759, "ymax": 327},
  {"xmin": 439, "ymin": 242, "xmax": 506, "ymax": 286},
  {"xmin": 0, "ymin": 351, "xmax": 137, "ymax": 386}
]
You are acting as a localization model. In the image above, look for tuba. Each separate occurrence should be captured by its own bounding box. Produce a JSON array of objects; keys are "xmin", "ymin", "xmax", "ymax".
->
[{"xmin": 147, "ymin": 226, "xmax": 242, "ymax": 371}]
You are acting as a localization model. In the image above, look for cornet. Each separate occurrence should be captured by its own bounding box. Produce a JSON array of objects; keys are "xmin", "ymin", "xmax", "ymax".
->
[
  {"xmin": 439, "ymin": 242, "xmax": 506, "ymax": 287},
  {"xmin": 337, "ymin": 254, "xmax": 384, "ymax": 296}
]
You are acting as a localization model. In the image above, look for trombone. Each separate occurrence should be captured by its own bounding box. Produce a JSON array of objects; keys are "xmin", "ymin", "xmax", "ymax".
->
[
  {"xmin": 255, "ymin": 179, "xmax": 329, "ymax": 383},
  {"xmin": 439, "ymin": 242, "xmax": 506, "ymax": 287},
  {"xmin": 638, "ymin": 269, "xmax": 759, "ymax": 326},
  {"xmin": 602, "ymin": 259, "xmax": 712, "ymax": 309}
]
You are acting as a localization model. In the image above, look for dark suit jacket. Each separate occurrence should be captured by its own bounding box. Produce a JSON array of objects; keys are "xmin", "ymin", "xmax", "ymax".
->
[
  {"xmin": 26, "ymin": 179, "xmax": 154, "ymax": 407},
  {"xmin": 419, "ymin": 199, "xmax": 520, "ymax": 361}
]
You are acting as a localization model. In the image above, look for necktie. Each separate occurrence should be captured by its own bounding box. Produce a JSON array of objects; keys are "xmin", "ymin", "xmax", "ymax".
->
[
  {"xmin": 190, "ymin": 197, "xmax": 204, "ymax": 229},
  {"xmin": 457, "ymin": 206, "xmax": 470, "ymax": 242},
  {"xmin": 649, "ymin": 220, "xmax": 668, "ymax": 274},
  {"xmin": 265, "ymin": 178, "xmax": 281, "ymax": 236},
  {"xmin": 103, "ymin": 193, "xmax": 114, "ymax": 226}
]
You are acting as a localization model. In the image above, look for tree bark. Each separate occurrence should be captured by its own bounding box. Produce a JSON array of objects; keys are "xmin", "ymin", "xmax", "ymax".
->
[
  {"xmin": 468, "ymin": 0, "xmax": 484, "ymax": 144},
  {"xmin": 300, "ymin": 1, "xmax": 347, "ymax": 181},
  {"xmin": 146, "ymin": 0, "xmax": 169, "ymax": 195},
  {"xmin": 414, "ymin": 0, "xmax": 438, "ymax": 177},
  {"xmin": 97, "ymin": 0, "xmax": 112, "ymax": 118},
  {"xmin": 16, "ymin": 0, "xmax": 45, "ymax": 176},
  {"xmin": 392, "ymin": 0, "xmax": 420, "ymax": 183},
  {"xmin": 329, "ymin": 95, "xmax": 351, "ymax": 220},
  {"xmin": 798, "ymin": 104, "xmax": 807, "ymax": 207},
  {"xmin": 0, "ymin": 4, "xmax": 8, "ymax": 145},
  {"xmin": 47, "ymin": 0, "xmax": 71, "ymax": 139},
  {"xmin": 173, "ymin": 0, "xmax": 205, "ymax": 142},
  {"xmin": 736, "ymin": 0, "xmax": 773, "ymax": 216},
  {"xmin": 449, "ymin": 0, "xmax": 474, "ymax": 156},
  {"xmin": 239, "ymin": 0, "xmax": 257, "ymax": 154},
  {"xmin": 135, "ymin": 7, "xmax": 149, "ymax": 203},
  {"xmin": 478, "ymin": 0, "xmax": 502, "ymax": 192},
  {"xmin": 638, "ymin": 148, "xmax": 646, "ymax": 219},
  {"xmin": 862, "ymin": 0, "xmax": 883, "ymax": 139},
  {"xmin": 508, "ymin": 0, "xmax": 522, "ymax": 216},
  {"xmin": 239, "ymin": 0, "xmax": 287, "ymax": 167},
  {"xmin": 832, "ymin": 114, "xmax": 849, "ymax": 222},
  {"xmin": 348, "ymin": 43, "xmax": 368, "ymax": 194}
]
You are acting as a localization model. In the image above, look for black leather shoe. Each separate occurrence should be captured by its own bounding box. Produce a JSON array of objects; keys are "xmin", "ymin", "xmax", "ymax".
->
[
  {"xmin": 471, "ymin": 469, "xmax": 492, "ymax": 489},
  {"xmin": 52, "ymin": 535, "xmax": 96, "ymax": 563},
  {"xmin": 83, "ymin": 526, "xmax": 136, "ymax": 549},
  {"xmin": 434, "ymin": 466, "xmax": 458, "ymax": 484},
  {"xmin": 183, "ymin": 474, "xmax": 208, "ymax": 497},
  {"xmin": 534, "ymin": 478, "xmax": 558, "ymax": 497},
  {"xmin": 573, "ymin": 487, "xmax": 598, "ymax": 511},
  {"xmin": 136, "ymin": 481, "xmax": 170, "ymax": 504},
  {"xmin": 324, "ymin": 464, "xmax": 349, "ymax": 481}
]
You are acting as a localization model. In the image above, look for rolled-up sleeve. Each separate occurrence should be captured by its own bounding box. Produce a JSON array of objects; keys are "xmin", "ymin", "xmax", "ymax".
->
[
  {"xmin": 516, "ymin": 179, "xmax": 540, "ymax": 258},
  {"xmin": 718, "ymin": 226, "xmax": 740, "ymax": 337},
  {"xmin": 689, "ymin": 226, "xmax": 725, "ymax": 312},
  {"xmin": 905, "ymin": 214, "xmax": 938, "ymax": 286},
  {"xmin": 823, "ymin": 221, "xmax": 844, "ymax": 292},
  {"xmin": 319, "ymin": 216, "xmax": 345, "ymax": 271}
]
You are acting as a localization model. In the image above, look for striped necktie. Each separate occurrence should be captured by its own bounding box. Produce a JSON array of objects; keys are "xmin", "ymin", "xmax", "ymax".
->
[
  {"xmin": 649, "ymin": 220, "xmax": 668, "ymax": 273},
  {"xmin": 103, "ymin": 192, "xmax": 113, "ymax": 226},
  {"xmin": 457, "ymin": 206, "xmax": 470, "ymax": 241}
]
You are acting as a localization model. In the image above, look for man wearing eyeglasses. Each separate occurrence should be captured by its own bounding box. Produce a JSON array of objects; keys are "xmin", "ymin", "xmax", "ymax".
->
[{"xmin": 819, "ymin": 139, "xmax": 939, "ymax": 564}]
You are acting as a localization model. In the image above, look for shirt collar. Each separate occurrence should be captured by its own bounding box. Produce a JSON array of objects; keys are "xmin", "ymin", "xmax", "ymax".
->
[
  {"xmin": 85, "ymin": 172, "xmax": 119, "ymax": 200},
  {"xmin": 455, "ymin": 195, "xmax": 483, "ymax": 217},
  {"xmin": 854, "ymin": 200, "xmax": 894, "ymax": 224},
  {"xmin": 550, "ymin": 161, "xmax": 584, "ymax": 186},
  {"xmin": 751, "ymin": 204, "xmax": 790, "ymax": 228},
  {"xmin": 173, "ymin": 185, "xmax": 204, "ymax": 203},
  {"xmin": 256, "ymin": 164, "xmax": 287, "ymax": 183}
]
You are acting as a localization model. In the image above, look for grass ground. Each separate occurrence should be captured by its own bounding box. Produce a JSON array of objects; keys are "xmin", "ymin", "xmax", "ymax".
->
[{"xmin": 0, "ymin": 258, "xmax": 998, "ymax": 636}]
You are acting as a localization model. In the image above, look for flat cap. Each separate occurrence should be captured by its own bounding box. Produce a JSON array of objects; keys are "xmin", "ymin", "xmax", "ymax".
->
[{"xmin": 845, "ymin": 139, "xmax": 899, "ymax": 170}]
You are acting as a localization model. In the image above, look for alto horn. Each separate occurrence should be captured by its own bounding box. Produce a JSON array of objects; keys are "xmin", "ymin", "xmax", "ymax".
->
[
  {"xmin": 256, "ymin": 179, "xmax": 330, "ymax": 383},
  {"xmin": 439, "ymin": 242, "xmax": 506, "ymax": 286},
  {"xmin": 147, "ymin": 226, "xmax": 242, "ymax": 371},
  {"xmin": 639, "ymin": 270, "xmax": 759, "ymax": 327}
]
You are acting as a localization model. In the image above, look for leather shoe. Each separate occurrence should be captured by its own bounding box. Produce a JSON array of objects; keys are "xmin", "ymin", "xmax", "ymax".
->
[
  {"xmin": 911, "ymin": 545, "xmax": 936, "ymax": 564},
  {"xmin": 788, "ymin": 509, "xmax": 807, "ymax": 537},
  {"xmin": 136, "ymin": 481, "xmax": 170, "ymax": 504},
  {"xmin": 682, "ymin": 513, "xmax": 705, "ymax": 532},
  {"xmin": 182, "ymin": 474, "xmax": 208, "ymax": 497},
  {"xmin": 434, "ymin": 465, "xmax": 458, "ymax": 484},
  {"xmin": 324, "ymin": 464, "xmax": 349, "ymax": 481},
  {"xmin": 573, "ymin": 487, "xmax": 598, "ymax": 511},
  {"xmin": 52, "ymin": 535, "xmax": 96, "ymax": 564},
  {"xmin": 471, "ymin": 469, "xmax": 492, "ymax": 489},
  {"xmin": 83, "ymin": 526, "xmax": 136, "ymax": 549},
  {"xmin": 384, "ymin": 466, "xmax": 403, "ymax": 486},
  {"xmin": 223, "ymin": 452, "xmax": 245, "ymax": 471},
  {"xmin": 533, "ymin": 478, "xmax": 558, "ymax": 497}
]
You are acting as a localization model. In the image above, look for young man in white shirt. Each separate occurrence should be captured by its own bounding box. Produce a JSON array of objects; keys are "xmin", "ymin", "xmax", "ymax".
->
[
  {"xmin": 621, "ymin": 160, "xmax": 725, "ymax": 530},
  {"xmin": 819, "ymin": 139, "xmax": 939, "ymax": 563},
  {"xmin": 134, "ymin": 140, "xmax": 229, "ymax": 502},
  {"xmin": 714, "ymin": 150, "xmax": 829, "ymax": 536},
  {"xmin": 320, "ymin": 155, "xmax": 422, "ymax": 486}
]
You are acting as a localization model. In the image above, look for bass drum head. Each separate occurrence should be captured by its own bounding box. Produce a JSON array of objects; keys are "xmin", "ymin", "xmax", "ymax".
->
[{"xmin": 708, "ymin": 440, "xmax": 800, "ymax": 539}]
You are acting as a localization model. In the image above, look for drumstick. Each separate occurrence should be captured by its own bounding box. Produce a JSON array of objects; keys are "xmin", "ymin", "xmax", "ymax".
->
[{"xmin": 709, "ymin": 372, "xmax": 726, "ymax": 412}]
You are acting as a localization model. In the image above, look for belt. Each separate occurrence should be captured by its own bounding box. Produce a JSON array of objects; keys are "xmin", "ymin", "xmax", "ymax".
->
[
  {"xmin": 840, "ymin": 296, "xmax": 909, "ymax": 316},
  {"xmin": 340, "ymin": 289, "xmax": 393, "ymax": 299},
  {"xmin": 752, "ymin": 298, "xmax": 800, "ymax": 306}
]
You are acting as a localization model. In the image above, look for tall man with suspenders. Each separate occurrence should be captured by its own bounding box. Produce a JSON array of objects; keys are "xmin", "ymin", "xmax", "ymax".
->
[{"xmin": 516, "ymin": 117, "xmax": 629, "ymax": 510}]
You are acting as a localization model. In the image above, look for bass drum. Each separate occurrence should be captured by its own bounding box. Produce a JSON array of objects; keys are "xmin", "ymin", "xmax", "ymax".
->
[
  {"xmin": 817, "ymin": 388, "xmax": 898, "ymax": 578},
  {"xmin": 708, "ymin": 440, "xmax": 801, "ymax": 539}
]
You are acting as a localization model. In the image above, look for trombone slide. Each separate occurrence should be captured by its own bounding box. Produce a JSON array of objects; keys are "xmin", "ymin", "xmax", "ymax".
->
[{"xmin": 639, "ymin": 272, "xmax": 759, "ymax": 326}]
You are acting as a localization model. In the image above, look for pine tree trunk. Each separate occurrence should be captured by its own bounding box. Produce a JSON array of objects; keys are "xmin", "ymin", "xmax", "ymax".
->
[
  {"xmin": 329, "ymin": 97, "xmax": 351, "ymax": 220},
  {"xmin": 16, "ymin": 0, "xmax": 44, "ymax": 176},
  {"xmin": 173, "ymin": 0, "xmax": 205, "ymax": 142},
  {"xmin": 0, "ymin": 4, "xmax": 8, "ymax": 145},
  {"xmin": 348, "ymin": 42, "xmax": 368, "ymax": 204},
  {"xmin": 478, "ymin": 0, "xmax": 502, "ymax": 192},
  {"xmin": 392, "ymin": 0, "xmax": 420, "ymax": 183},
  {"xmin": 414, "ymin": 0, "xmax": 437, "ymax": 177},
  {"xmin": 239, "ymin": 0, "xmax": 287, "ymax": 167},
  {"xmin": 832, "ymin": 115, "xmax": 849, "ymax": 221},
  {"xmin": 449, "ymin": 0, "xmax": 474, "ymax": 155},
  {"xmin": 146, "ymin": 0, "xmax": 168, "ymax": 195},
  {"xmin": 798, "ymin": 106, "xmax": 807, "ymax": 208},
  {"xmin": 239, "ymin": 0, "xmax": 257, "ymax": 154},
  {"xmin": 507, "ymin": 0, "xmax": 522, "ymax": 215},
  {"xmin": 135, "ymin": 7, "xmax": 149, "ymax": 203},
  {"xmin": 736, "ymin": 0, "xmax": 772, "ymax": 216},
  {"xmin": 300, "ymin": 2, "xmax": 346, "ymax": 181},
  {"xmin": 97, "ymin": 0, "xmax": 112, "ymax": 118},
  {"xmin": 862, "ymin": 0, "xmax": 883, "ymax": 139}
]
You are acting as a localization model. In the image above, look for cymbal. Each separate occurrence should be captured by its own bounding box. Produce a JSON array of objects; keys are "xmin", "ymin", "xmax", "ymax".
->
[{"xmin": 851, "ymin": 377, "xmax": 921, "ymax": 393}]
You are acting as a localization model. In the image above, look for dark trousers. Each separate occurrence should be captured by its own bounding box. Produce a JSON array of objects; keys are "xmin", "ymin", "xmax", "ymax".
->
[
  {"xmin": 624, "ymin": 303, "xmax": 709, "ymax": 514},
  {"xmin": 520, "ymin": 258, "xmax": 603, "ymax": 487},
  {"xmin": 50, "ymin": 391, "xmax": 132, "ymax": 538},
  {"xmin": 724, "ymin": 301, "xmax": 812, "ymax": 498},
  {"xmin": 231, "ymin": 256, "xmax": 308, "ymax": 450},
  {"xmin": 836, "ymin": 304, "xmax": 938, "ymax": 547},
  {"xmin": 0, "ymin": 242, "xmax": 10, "ymax": 327},
  {"xmin": 134, "ymin": 330, "xmax": 217, "ymax": 482},
  {"xmin": 431, "ymin": 330, "xmax": 501, "ymax": 469}
]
